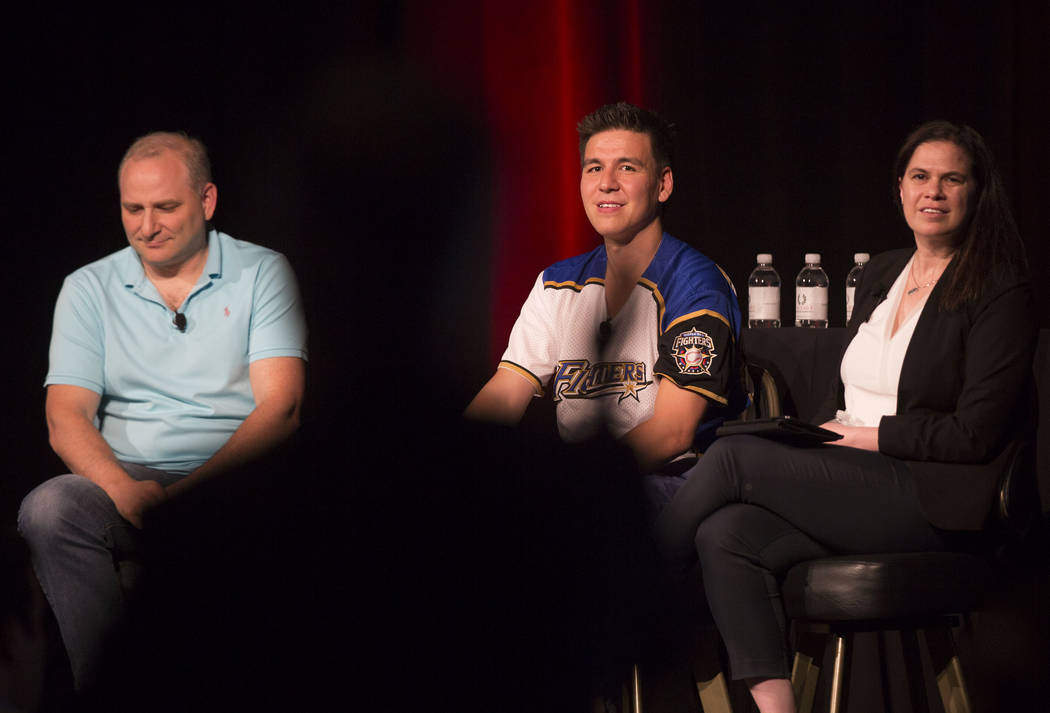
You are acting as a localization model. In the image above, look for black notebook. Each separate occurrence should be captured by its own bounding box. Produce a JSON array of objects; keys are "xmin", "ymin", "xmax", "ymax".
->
[{"xmin": 715, "ymin": 416, "xmax": 843, "ymax": 445}]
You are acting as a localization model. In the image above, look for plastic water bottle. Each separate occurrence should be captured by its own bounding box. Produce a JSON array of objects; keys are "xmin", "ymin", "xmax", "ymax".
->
[
  {"xmin": 795, "ymin": 253, "xmax": 829, "ymax": 328},
  {"xmin": 845, "ymin": 252, "xmax": 870, "ymax": 324},
  {"xmin": 748, "ymin": 253, "xmax": 781, "ymax": 328}
]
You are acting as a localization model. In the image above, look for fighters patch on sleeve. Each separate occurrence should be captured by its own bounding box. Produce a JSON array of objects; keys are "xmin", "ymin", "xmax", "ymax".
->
[
  {"xmin": 655, "ymin": 311, "xmax": 736, "ymax": 405},
  {"xmin": 670, "ymin": 327, "xmax": 717, "ymax": 376}
]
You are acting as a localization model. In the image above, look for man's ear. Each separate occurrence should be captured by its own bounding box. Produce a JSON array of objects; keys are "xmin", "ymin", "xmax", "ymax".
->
[
  {"xmin": 201, "ymin": 182, "xmax": 218, "ymax": 221},
  {"xmin": 658, "ymin": 166, "xmax": 673, "ymax": 203}
]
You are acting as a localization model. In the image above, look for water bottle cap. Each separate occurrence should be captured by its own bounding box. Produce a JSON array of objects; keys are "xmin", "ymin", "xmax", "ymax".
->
[
  {"xmin": 756, "ymin": 253, "xmax": 773, "ymax": 263},
  {"xmin": 804, "ymin": 253, "xmax": 821, "ymax": 264},
  {"xmin": 854, "ymin": 252, "xmax": 870, "ymax": 263}
]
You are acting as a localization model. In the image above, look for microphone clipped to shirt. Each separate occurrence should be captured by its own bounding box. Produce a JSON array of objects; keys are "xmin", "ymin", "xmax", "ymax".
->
[{"xmin": 173, "ymin": 312, "xmax": 187, "ymax": 332}]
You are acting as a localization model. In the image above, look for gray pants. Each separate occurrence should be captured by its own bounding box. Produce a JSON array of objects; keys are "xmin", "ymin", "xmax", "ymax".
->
[{"xmin": 653, "ymin": 435, "xmax": 945, "ymax": 680}]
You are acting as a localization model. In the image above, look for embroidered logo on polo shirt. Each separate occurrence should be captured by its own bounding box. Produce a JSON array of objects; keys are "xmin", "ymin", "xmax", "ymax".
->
[
  {"xmin": 671, "ymin": 327, "xmax": 716, "ymax": 375},
  {"xmin": 551, "ymin": 359, "xmax": 652, "ymax": 403}
]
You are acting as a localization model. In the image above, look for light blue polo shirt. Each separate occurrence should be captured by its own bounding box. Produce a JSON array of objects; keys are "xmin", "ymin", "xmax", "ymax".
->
[{"xmin": 46, "ymin": 230, "xmax": 308, "ymax": 473}]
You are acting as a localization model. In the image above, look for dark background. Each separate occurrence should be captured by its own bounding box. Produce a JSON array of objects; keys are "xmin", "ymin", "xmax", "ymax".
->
[
  {"xmin": 5, "ymin": 0, "xmax": 1048, "ymax": 509},
  {"xmin": 2, "ymin": 2, "xmax": 1048, "ymax": 711},
  {"xmin": 655, "ymin": 2, "xmax": 1050, "ymax": 333}
]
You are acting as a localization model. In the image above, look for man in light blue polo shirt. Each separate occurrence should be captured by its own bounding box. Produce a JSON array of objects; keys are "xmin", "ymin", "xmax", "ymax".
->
[{"xmin": 17, "ymin": 131, "xmax": 308, "ymax": 690}]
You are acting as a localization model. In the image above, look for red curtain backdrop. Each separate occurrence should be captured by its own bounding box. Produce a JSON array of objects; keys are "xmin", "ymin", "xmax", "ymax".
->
[{"xmin": 407, "ymin": 0, "xmax": 650, "ymax": 363}]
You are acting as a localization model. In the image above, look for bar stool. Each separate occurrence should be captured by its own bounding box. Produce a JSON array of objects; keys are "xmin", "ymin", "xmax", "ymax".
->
[{"xmin": 783, "ymin": 439, "xmax": 1037, "ymax": 713}]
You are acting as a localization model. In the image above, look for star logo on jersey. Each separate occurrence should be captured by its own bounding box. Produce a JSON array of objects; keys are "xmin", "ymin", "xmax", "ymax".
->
[
  {"xmin": 551, "ymin": 359, "xmax": 652, "ymax": 403},
  {"xmin": 671, "ymin": 327, "xmax": 716, "ymax": 376}
]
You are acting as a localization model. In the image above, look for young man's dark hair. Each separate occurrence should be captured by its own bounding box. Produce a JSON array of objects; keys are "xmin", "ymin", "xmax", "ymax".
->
[{"xmin": 577, "ymin": 101, "xmax": 676, "ymax": 170}]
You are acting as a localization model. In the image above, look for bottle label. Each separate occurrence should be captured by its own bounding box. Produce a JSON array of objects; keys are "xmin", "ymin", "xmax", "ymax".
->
[
  {"xmin": 748, "ymin": 286, "xmax": 780, "ymax": 320},
  {"xmin": 796, "ymin": 286, "xmax": 828, "ymax": 320},
  {"xmin": 845, "ymin": 286, "xmax": 856, "ymax": 322}
]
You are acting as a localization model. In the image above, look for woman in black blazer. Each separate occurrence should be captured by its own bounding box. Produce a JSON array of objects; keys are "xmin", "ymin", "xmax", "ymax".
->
[{"xmin": 653, "ymin": 121, "xmax": 1036, "ymax": 713}]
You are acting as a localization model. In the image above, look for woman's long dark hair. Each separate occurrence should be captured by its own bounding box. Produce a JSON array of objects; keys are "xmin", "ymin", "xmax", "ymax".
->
[{"xmin": 893, "ymin": 120, "xmax": 1028, "ymax": 311}]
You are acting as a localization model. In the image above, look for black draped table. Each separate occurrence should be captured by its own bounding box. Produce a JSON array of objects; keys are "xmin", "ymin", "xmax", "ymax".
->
[{"xmin": 739, "ymin": 327, "xmax": 849, "ymax": 423}]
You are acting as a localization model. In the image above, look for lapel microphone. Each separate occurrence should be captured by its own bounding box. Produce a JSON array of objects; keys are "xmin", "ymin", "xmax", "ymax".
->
[
  {"xmin": 867, "ymin": 283, "xmax": 889, "ymax": 307},
  {"xmin": 173, "ymin": 313, "xmax": 187, "ymax": 332}
]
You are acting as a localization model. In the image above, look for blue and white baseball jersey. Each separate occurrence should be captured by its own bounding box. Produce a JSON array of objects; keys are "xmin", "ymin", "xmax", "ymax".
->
[{"xmin": 500, "ymin": 233, "xmax": 743, "ymax": 443}]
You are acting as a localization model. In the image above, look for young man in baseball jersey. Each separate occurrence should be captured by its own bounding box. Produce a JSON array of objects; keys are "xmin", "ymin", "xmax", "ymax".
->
[{"xmin": 467, "ymin": 102, "xmax": 743, "ymax": 494}]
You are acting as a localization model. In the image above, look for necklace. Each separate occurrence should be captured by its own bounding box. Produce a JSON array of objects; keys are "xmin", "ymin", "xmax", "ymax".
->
[{"xmin": 906, "ymin": 261, "xmax": 940, "ymax": 296}]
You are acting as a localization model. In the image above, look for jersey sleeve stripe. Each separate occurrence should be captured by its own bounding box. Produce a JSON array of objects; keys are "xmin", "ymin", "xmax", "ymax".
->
[
  {"xmin": 498, "ymin": 360, "xmax": 545, "ymax": 396},
  {"xmin": 665, "ymin": 309, "xmax": 732, "ymax": 333},
  {"xmin": 654, "ymin": 370, "xmax": 730, "ymax": 405}
]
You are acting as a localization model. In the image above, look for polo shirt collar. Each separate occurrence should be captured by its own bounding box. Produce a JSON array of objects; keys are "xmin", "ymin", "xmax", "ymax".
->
[
  {"xmin": 202, "ymin": 228, "xmax": 223, "ymax": 281},
  {"xmin": 118, "ymin": 229, "xmax": 223, "ymax": 291}
]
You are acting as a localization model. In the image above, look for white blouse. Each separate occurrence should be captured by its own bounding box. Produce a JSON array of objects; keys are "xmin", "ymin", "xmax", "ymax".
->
[{"xmin": 837, "ymin": 256, "xmax": 931, "ymax": 427}]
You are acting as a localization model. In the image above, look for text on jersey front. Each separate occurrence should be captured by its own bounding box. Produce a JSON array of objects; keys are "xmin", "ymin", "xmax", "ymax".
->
[{"xmin": 552, "ymin": 360, "xmax": 653, "ymax": 403}]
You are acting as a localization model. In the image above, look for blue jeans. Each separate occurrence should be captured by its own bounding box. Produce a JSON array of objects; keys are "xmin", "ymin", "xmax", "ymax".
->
[{"xmin": 17, "ymin": 463, "xmax": 182, "ymax": 690}]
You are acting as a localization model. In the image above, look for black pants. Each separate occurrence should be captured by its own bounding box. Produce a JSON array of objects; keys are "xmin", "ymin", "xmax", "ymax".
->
[{"xmin": 653, "ymin": 435, "xmax": 946, "ymax": 680}]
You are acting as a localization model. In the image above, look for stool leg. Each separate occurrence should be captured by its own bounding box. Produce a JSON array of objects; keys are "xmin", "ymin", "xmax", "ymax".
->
[
  {"xmin": 791, "ymin": 653, "xmax": 820, "ymax": 713},
  {"xmin": 791, "ymin": 629, "xmax": 825, "ymax": 713},
  {"xmin": 692, "ymin": 634, "xmax": 734, "ymax": 713},
  {"xmin": 695, "ymin": 669, "xmax": 732, "ymax": 713},
  {"xmin": 924, "ymin": 627, "xmax": 974, "ymax": 713},
  {"xmin": 828, "ymin": 634, "xmax": 850, "ymax": 713},
  {"xmin": 899, "ymin": 629, "xmax": 931, "ymax": 713},
  {"xmin": 623, "ymin": 663, "xmax": 642, "ymax": 713},
  {"xmin": 692, "ymin": 629, "xmax": 733, "ymax": 713}
]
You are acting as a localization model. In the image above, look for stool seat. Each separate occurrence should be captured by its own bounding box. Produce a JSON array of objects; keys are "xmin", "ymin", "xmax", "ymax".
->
[
  {"xmin": 783, "ymin": 550, "xmax": 997, "ymax": 713},
  {"xmin": 783, "ymin": 551, "xmax": 993, "ymax": 622},
  {"xmin": 780, "ymin": 439, "xmax": 1034, "ymax": 713}
]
